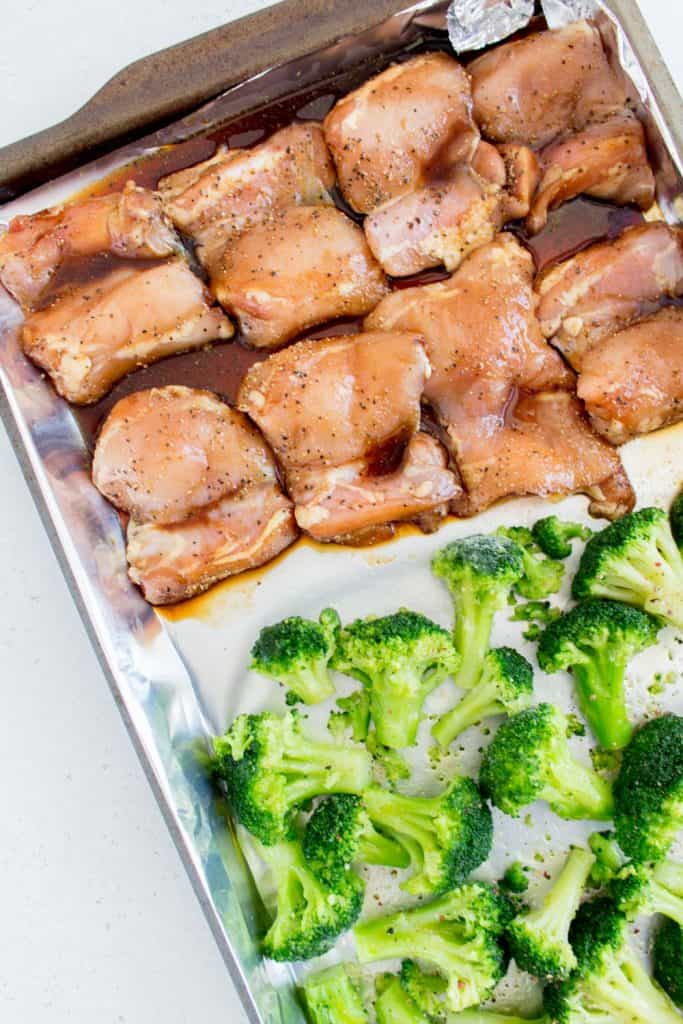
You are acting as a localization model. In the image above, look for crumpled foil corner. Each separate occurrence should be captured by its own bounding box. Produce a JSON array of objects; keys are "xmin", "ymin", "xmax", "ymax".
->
[{"xmin": 447, "ymin": 0, "xmax": 534, "ymax": 52}]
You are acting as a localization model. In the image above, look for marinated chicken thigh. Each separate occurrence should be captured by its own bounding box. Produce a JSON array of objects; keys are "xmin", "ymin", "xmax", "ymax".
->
[
  {"xmin": 0, "ymin": 182, "xmax": 177, "ymax": 309},
  {"xmin": 22, "ymin": 259, "xmax": 233, "ymax": 404},
  {"xmin": 577, "ymin": 306, "xmax": 683, "ymax": 444},
  {"xmin": 158, "ymin": 123, "xmax": 335, "ymax": 268},
  {"xmin": 211, "ymin": 205, "xmax": 388, "ymax": 348},
  {"xmin": 238, "ymin": 331, "xmax": 461, "ymax": 540},
  {"xmin": 536, "ymin": 223, "xmax": 683, "ymax": 367}
]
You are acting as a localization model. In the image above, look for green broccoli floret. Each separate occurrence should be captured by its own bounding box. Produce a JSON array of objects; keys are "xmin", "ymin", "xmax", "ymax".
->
[
  {"xmin": 501, "ymin": 861, "xmax": 530, "ymax": 894},
  {"xmin": 497, "ymin": 527, "xmax": 565, "ymax": 599},
  {"xmin": 251, "ymin": 609, "xmax": 340, "ymax": 705},
  {"xmin": 302, "ymin": 964, "xmax": 369, "ymax": 1023},
  {"xmin": 653, "ymin": 918, "xmax": 683, "ymax": 1009},
  {"xmin": 363, "ymin": 777, "xmax": 493, "ymax": 896},
  {"xmin": 588, "ymin": 831, "xmax": 624, "ymax": 887},
  {"xmin": 670, "ymin": 490, "xmax": 683, "ymax": 551},
  {"xmin": 613, "ymin": 713, "xmax": 683, "ymax": 863},
  {"xmin": 508, "ymin": 846, "xmax": 595, "ymax": 980},
  {"xmin": 511, "ymin": 600, "xmax": 561, "ymax": 641},
  {"xmin": 537, "ymin": 599, "xmax": 660, "ymax": 751},
  {"xmin": 375, "ymin": 974, "xmax": 428, "ymax": 1024},
  {"xmin": 611, "ymin": 858, "xmax": 683, "ymax": 927},
  {"xmin": 433, "ymin": 647, "xmax": 534, "ymax": 748},
  {"xmin": 258, "ymin": 837, "xmax": 363, "ymax": 961},
  {"xmin": 213, "ymin": 710, "xmax": 371, "ymax": 845},
  {"xmin": 544, "ymin": 897, "xmax": 681, "ymax": 1023},
  {"xmin": 532, "ymin": 516, "xmax": 592, "ymax": 560},
  {"xmin": 333, "ymin": 610, "xmax": 459, "ymax": 749},
  {"xmin": 303, "ymin": 793, "xmax": 409, "ymax": 886},
  {"xmin": 365, "ymin": 729, "xmax": 411, "ymax": 788},
  {"xmin": 480, "ymin": 704, "xmax": 614, "ymax": 821},
  {"xmin": 328, "ymin": 690, "xmax": 371, "ymax": 743},
  {"xmin": 572, "ymin": 507, "xmax": 683, "ymax": 630},
  {"xmin": 432, "ymin": 535, "xmax": 524, "ymax": 691},
  {"xmin": 354, "ymin": 882, "xmax": 512, "ymax": 1014}
]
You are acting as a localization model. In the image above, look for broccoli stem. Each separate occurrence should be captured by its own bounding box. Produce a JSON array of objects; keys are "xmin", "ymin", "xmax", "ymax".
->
[
  {"xmin": 649, "ymin": 861, "xmax": 683, "ymax": 927},
  {"xmin": 571, "ymin": 650, "xmax": 633, "ymax": 751},
  {"xmin": 375, "ymin": 977, "xmax": 427, "ymax": 1024},
  {"xmin": 448, "ymin": 1012, "xmax": 545, "ymax": 1023},
  {"xmin": 521, "ymin": 846, "xmax": 594, "ymax": 952},
  {"xmin": 453, "ymin": 584, "xmax": 495, "ymax": 691},
  {"xmin": 589, "ymin": 945, "xmax": 682, "ymax": 1023},
  {"xmin": 356, "ymin": 917, "xmax": 475, "ymax": 995},
  {"xmin": 369, "ymin": 667, "xmax": 431, "ymax": 748},
  {"xmin": 363, "ymin": 788, "xmax": 435, "ymax": 868},
  {"xmin": 280, "ymin": 739, "xmax": 371, "ymax": 806},
  {"xmin": 544, "ymin": 747, "xmax": 614, "ymax": 821},
  {"xmin": 433, "ymin": 677, "xmax": 504, "ymax": 748},
  {"xmin": 599, "ymin": 537, "xmax": 683, "ymax": 628},
  {"xmin": 287, "ymin": 666, "xmax": 336, "ymax": 705},
  {"xmin": 359, "ymin": 826, "xmax": 411, "ymax": 870}
]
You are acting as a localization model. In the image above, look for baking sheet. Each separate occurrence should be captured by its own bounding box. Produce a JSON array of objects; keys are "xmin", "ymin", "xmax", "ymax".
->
[{"xmin": 0, "ymin": 2, "xmax": 682, "ymax": 1021}]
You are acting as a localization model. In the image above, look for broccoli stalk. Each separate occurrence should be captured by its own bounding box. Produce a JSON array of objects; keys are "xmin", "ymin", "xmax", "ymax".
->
[
  {"xmin": 436, "ymin": 1011, "xmax": 547, "ymax": 1023},
  {"xmin": 670, "ymin": 489, "xmax": 683, "ymax": 552},
  {"xmin": 653, "ymin": 918, "xmax": 683, "ymax": 1009},
  {"xmin": 328, "ymin": 690, "xmax": 371, "ymax": 743},
  {"xmin": 480, "ymin": 704, "xmax": 614, "ymax": 821},
  {"xmin": 432, "ymin": 647, "xmax": 534, "ymax": 748},
  {"xmin": 250, "ymin": 608, "xmax": 340, "ymax": 705},
  {"xmin": 302, "ymin": 965, "xmax": 369, "ymax": 1023},
  {"xmin": 333, "ymin": 610, "xmax": 460, "ymax": 749},
  {"xmin": 613, "ymin": 713, "xmax": 683, "ymax": 863},
  {"xmin": 374, "ymin": 975, "xmax": 428, "ymax": 1024},
  {"xmin": 432, "ymin": 535, "xmax": 524, "ymax": 691},
  {"xmin": 213, "ymin": 710, "xmax": 371, "ymax": 845},
  {"xmin": 354, "ymin": 883, "xmax": 512, "ymax": 1014},
  {"xmin": 497, "ymin": 526, "xmax": 565, "ymax": 599},
  {"xmin": 537, "ymin": 599, "xmax": 660, "ymax": 751},
  {"xmin": 508, "ymin": 846, "xmax": 595, "ymax": 980},
  {"xmin": 612, "ymin": 858, "xmax": 683, "ymax": 927},
  {"xmin": 363, "ymin": 777, "xmax": 493, "ymax": 896},
  {"xmin": 258, "ymin": 837, "xmax": 363, "ymax": 961},
  {"xmin": 544, "ymin": 897, "xmax": 682, "ymax": 1023},
  {"xmin": 572, "ymin": 506, "xmax": 683, "ymax": 629},
  {"xmin": 532, "ymin": 516, "xmax": 592, "ymax": 559}
]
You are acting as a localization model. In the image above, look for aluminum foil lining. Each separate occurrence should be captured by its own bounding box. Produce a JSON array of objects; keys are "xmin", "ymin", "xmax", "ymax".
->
[{"xmin": 447, "ymin": 0, "xmax": 533, "ymax": 52}]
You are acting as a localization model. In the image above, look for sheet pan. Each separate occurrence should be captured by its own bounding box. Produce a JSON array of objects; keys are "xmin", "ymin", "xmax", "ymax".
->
[{"xmin": 0, "ymin": 2, "xmax": 682, "ymax": 1020}]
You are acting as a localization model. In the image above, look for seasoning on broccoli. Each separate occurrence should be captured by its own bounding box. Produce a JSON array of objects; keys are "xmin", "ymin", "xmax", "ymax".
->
[
  {"xmin": 354, "ymin": 882, "xmax": 512, "ymax": 1015},
  {"xmin": 479, "ymin": 704, "xmax": 614, "ymax": 821},
  {"xmin": 258, "ymin": 837, "xmax": 363, "ymax": 961},
  {"xmin": 433, "ymin": 647, "xmax": 534, "ymax": 748},
  {"xmin": 613, "ymin": 713, "xmax": 683, "ymax": 863},
  {"xmin": 302, "ymin": 964, "xmax": 369, "ymax": 1023},
  {"xmin": 588, "ymin": 831, "xmax": 624, "ymax": 887},
  {"xmin": 611, "ymin": 858, "xmax": 683, "ymax": 926},
  {"xmin": 497, "ymin": 526, "xmax": 565, "ymax": 599},
  {"xmin": 532, "ymin": 515, "xmax": 592, "ymax": 560},
  {"xmin": 333, "ymin": 609, "xmax": 460, "ymax": 749},
  {"xmin": 572, "ymin": 506, "xmax": 683, "ymax": 630},
  {"xmin": 670, "ymin": 489, "xmax": 683, "ymax": 552},
  {"xmin": 543, "ymin": 897, "xmax": 681, "ymax": 1023},
  {"xmin": 362, "ymin": 777, "xmax": 493, "ymax": 896},
  {"xmin": 374, "ymin": 974, "xmax": 428, "ymax": 1024},
  {"xmin": 250, "ymin": 608, "xmax": 340, "ymax": 705},
  {"xmin": 537, "ymin": 599, "xmax": 660, "ymax": 750},
  {"xmin": 501, "ymin": 861, "xmax": 529, "ymax": 894},
  {"xmin": 507, "ymin": 845, "xmax": 595, "ymax": 980},
  {"xmin": 303, "ymin": 793, "xmax": 409, "ymax": 886},
  {"xmin": 213, "ymin": 710, "xmax": 371, "ymax": 845},
  {"xmin": 328, "ymin": 689, "xmax": 371, "ymax": 743},
  {"xmin": 653, "ymin": 918, "xmax": 683, "ymax": 1009},
  {"xmin": 510, "ymin": 599, "xmax": 561, "ymax": 640},
  {"xmin": 432, "ymin": 535, "xmax": 524, "ymax": 691}
]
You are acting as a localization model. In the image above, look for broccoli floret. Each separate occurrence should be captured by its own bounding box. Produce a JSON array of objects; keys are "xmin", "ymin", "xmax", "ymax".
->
[
  {"xmin": 532, "ymin": 516, "xmax": 592, "ymax": 560},
  {"xmin": 366, "ymin": 729, "xmax": 411, "ymax": 787},
  {"xmin": 501, "ymin": 861, "xmax": 530, "ymax": 894},
  {"xmin": 433, "ymin": 647, "xmax": 534, "ymax": 748},
  {"xmin": 612, "ymin": 858, "xmax": 683, "ymax": 927},
  {"xmin": 508, "ymin": 846, "xmax": 595, "ymax": 980},
  {"xmin": 588, "ymin": 831, "xmax": 624, "ymax": 887},
  {"xmin": 303, "ymin": 794, "xmax": 409, "ymax": 886},
  {"xmin": 375, "ymin": 974, "xmax": 428, "ymax": 1024},
  {"xmin": 333, "ymin": 610, "xmax": 459, "ymax": 749},
  {"xmin": 511, "ymin": 599, "xmax": 561, "ymax": 641},
  {"xmin": 613, "ymin": 713, "xmax": 683, "ymax": 863},
  {"xmin": 653, "ymin": 918, "xmax": 683, "ymax": 1009},
  {"xmin": 480, "ymin": 704, "xmax": 614, "ymax": 821},
  {"xmin": 251, "ymin": 609, "xmax": 340, "ymax": 705},
  {"xmin": 354, "ymin": 882, "xmax": 512, "ymax": 1014},
  {"xmin": 544, "ymin": 897, "xmax": 681, "ymax": 1023},
  {"xmin": 258, "ymin": 837, "xmax": 363, "ymax": 961},
  {"xmin": 363, "ymin": 777, "xmax": 493, "ymax": 896},
  {"xmin": 572, "ymin": 506, "xmax": 683, "ymax": 630},
  {"xmin": 328, "ymin": 690, "xmax": 371, "ymax": 743},
  {"xmin": 497, "ymin": 526, "xmax": 565, "ymax": 599},
  {"xmin": 213, "ymin": 710, "xmax": 371, "ymax": 845},
  {"xmin": 432, "ymin": 535, "xmax": 524, "ymax": 691},
  {"xmin": 302, "ymin": 964, "xmax": 369, "ymax": 1023},
  {"xmin": 670, "ymin": 490, "xmax": 683, "ymax": 551},
  {"xmin": 537, "ymin": 599, "xmax": 660, "ymax": 751}
]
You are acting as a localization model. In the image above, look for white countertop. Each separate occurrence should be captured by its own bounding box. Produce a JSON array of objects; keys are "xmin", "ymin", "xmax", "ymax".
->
[{"xmin": 0, "ymin": 2, "xmax": 681, "ymax": 1019}]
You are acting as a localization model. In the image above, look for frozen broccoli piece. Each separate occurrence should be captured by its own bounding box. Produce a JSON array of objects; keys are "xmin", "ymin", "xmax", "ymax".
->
[
  {"xmin": 302, "ymin": 964, "xmax": 369, "ymax": 1023},
  {"xmin": 532, "ymin": 516, "xmax": 592, "ymax": 560},
  {"xmin": 653, "ymin": 918, "xmax": 683, "ymax": 1009},
  {"xmin": 497, "ymin": 526, "xmax": 565, "ymax": 599},
  {"xmin": 251, "ymin": 608, "xmax": 340, "ymax": 705}
]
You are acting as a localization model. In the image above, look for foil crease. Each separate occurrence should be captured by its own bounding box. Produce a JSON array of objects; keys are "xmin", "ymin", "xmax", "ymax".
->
[{"xmin": 447, "ymin": 0, "xmax": 533, "ymax": 51}]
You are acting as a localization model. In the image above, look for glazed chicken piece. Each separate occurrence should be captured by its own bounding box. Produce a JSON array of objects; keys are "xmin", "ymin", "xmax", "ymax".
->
[
  {"xmin": 158, "ymin": 123, "xmax": 335, "ymax": 268},
  {"xmin": 92, "ymin": 385, "xmax": 297, "ymax": 604},
  {"xmin": 0, "ymin": 182, "xmax": 177, "ymax": 309},
  {"xmin": 366, "ymin": 234, "xmax": 633, "ymax": 518},
  {"xmin": 577, "ymin": 306, "xmax": 683, "ymax": 444},
  {"xmin": 211, "ymin": 205, "xmax": 388, "ymax": 348},
  {"xmin": 527, "ymin": 114, "xmax": 655, "ymax": 234},
  {"xmin": 470, "ymin": 21, "xmax": 626, "ymax": 148},
  {"xmin": 237, "ymin": 331, "xmax": 461, "ymax": 541},
  {"xmin": 536, "ymin": 222, "xmax": 683, "ymax": 368},
  {"xmin": 22, "ymin": 259, "xmax": 233, "ymax": 404},
  {"xmin": 323, "ymin": 52, "xmax": 478, "ymax": 214}
]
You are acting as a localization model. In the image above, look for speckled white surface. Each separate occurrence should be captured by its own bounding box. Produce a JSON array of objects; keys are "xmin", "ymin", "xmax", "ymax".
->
[{"xmin": 0, "ymin": 2, "xmax": 682, "ymax": 1020}]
